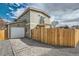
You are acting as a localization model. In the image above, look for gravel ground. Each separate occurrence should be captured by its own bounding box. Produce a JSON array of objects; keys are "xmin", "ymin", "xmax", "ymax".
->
[
  {"xmin": 0, "ymin": 40, "xmax": 14, "ymax": 56},
  {"xmin": 9, "ymin": 38, "xmax": 79, "ymax": 56}
]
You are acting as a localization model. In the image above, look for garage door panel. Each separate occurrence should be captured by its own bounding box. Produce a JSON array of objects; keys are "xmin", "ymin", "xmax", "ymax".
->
[{"xmin": 11, "ymin": 27, "xmax": 25, "ymax": 38}]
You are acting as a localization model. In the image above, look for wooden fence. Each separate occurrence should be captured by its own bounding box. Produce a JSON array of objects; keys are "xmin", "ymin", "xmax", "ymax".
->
[
  {"xmin": 31, "ymin": 25, "xmax": 79, "ymax": 47},
  {"xmin": 0, "ymin": 29, "xmax": 8, "ymax": 40}
]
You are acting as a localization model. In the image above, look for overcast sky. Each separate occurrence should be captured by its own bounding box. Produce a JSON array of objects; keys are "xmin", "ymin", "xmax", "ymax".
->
[
  {"xmin": 0, "ymin": 3, "xmax": 79, "ymax": 26},
  {"xmin": 29, "ymin": 3, "xmax": 79, "ymax": 19},
  {"xmin": 29, "ymin": 3, "xmax": 79, "ymax": 26}
]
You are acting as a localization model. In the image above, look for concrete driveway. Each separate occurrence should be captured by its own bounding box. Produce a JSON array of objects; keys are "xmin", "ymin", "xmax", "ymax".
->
[
  {"xmin": 9, "ymin": 38, "xmax": 79, "ymax": 56},
  {"xmin": 0, "ymin": 40, "xmax": 14, "ymax": 56},
  {"xmin": 0, "ymin": 38, "xmax": 79, "ymax": 56}
]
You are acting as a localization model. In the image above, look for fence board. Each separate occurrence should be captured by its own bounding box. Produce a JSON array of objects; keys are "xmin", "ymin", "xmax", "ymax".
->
[
  {"xmin": 43, "ymin": 28, "xmax": 48, "ymax": 43},
  {"xmin": 62, "ymin": 29, "xmax": 65, "ymax": 46},
  {"xmin": 0, "ymin": 29, "xmax": 8, "ymax": 40},
  {"xmin": 51, "ymin": 29, "xmax": 55, "ymax": 45},
  {"xmin": 75, "ymin": 29, "xmax": 79, "ymax": 47},
  {"xmin": 70, "ymin": 29, "xmax": 75, "ymax": 47},
  {"xmin": 67, "ymin": 29, "xmax": 71, "ymax": 47},
  {"xmin": 37, "ymin": 27, "xmax": 41, "ymax": 41},
  {"xmin": 47, "ymin": 29, "xmax": 52, "ymax": 45},
  {"xmin": 54, "ymin": 28, "xmax": 58, "ymax": 46},
  {"xmin": 58, "ymin": 28, "xmax": 64, "ymax": 46},
  {"xmin": 40, "ymin": 27, "xmax": 44, "ymax": 42}
]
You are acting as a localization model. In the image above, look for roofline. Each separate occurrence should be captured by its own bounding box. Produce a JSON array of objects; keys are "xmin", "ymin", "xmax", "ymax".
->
[
  {"xmin": 8, "ymin": 21, "xmax": 26, "ymax": 25},
  {"xmin": 29, "ymin": 7, "xmax": 50, "ymax": 17},
  {"xmin": 15, "ymin": 7, "xmax": 50, "ymax": 21}
]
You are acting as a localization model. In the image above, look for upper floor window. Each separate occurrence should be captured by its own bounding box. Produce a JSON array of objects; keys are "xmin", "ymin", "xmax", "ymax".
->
[{"xmin": 39, "ymin": 15, "xmax": 45, "ymax": 24}]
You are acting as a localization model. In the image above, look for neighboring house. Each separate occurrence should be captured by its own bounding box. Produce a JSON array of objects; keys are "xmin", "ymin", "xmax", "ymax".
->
[
  {"xmin": 0, "ymin": 18, "xmax": 7, "ymax": 29},
  {"xmin": 8, "ymin": 7, "xmax": 50, "ymax": 38}
]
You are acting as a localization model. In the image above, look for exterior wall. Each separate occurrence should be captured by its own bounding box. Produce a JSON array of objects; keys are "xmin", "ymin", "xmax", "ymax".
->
[
  {"xmin": 10, "ymin": 9, "xmax": 50, "ymax": 38},
  {"xmin": 17, "ymin": 11, "xmax": 30, "ymax": 23},
  {"xmin": 30, "ymin": 10, "xmax": 50, "ymax": 30},
  {"xmin": 16, "ymin": 10, "xmax": 50, "ymax": 38},
  {"xmin": 30, "ymin": 10, "xmax": 50, "ymax": 38},
  {"xmin": 16, "ymin": 12, "xmax": 31, "ymax": 38}
]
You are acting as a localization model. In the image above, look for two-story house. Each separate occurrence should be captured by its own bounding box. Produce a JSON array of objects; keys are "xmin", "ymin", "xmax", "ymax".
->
[{"xmin": 8, "ymin": 7, "xmax": 50, "ymax": 38}]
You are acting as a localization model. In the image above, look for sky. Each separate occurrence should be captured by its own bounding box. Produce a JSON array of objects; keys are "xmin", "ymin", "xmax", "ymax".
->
[
  {"xmin": 0, "ymin": 3, "xmax": 28, "ymax": 22},
  {"xmin": 0, "ymin": 3, "xmax": 79, "ymax": 26}
]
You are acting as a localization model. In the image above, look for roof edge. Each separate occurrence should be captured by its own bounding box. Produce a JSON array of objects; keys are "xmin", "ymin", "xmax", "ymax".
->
[{"xmin": 15, "ymin": 7, "xmax": 50, "ymax": 21}]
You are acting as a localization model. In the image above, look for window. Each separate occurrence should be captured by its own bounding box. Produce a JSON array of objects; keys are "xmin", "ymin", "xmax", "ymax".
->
[{"xmin": 39, "ymin": 15, "xmax": 45, "ymax": 24}]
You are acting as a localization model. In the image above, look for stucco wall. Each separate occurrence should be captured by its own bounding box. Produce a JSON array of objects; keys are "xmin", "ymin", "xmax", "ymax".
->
[
  {"xmin": 30, "ymin": 10, "xmax": 50, "ymax": 30},
  {"xmin": 16, "ymin": 12, "xmax": 31, "ymax": 38},
  {"xmin": 9, "ymin": 9, "xmax": 50, "ymax": 38},
  {"xmin": 17, "ymin": 11, "xmax": 30, "ymax": 23}
]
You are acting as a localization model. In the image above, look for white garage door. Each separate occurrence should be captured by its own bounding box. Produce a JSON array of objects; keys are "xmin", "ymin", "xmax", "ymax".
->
[{"xmin": 11, "ymin": 27, "xmax": 25, "ymax": 38}]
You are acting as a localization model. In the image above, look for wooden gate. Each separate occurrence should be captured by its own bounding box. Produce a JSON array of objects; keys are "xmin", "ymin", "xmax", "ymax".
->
[{"xmin": 0, "ymin": 29, "xmax": 8, "ymax": 40}]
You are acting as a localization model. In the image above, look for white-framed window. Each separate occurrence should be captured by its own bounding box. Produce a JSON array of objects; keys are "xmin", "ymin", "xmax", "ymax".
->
[{"xmin": 39, "ymin": 15, "xmax": 45, "ymax": 24}]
